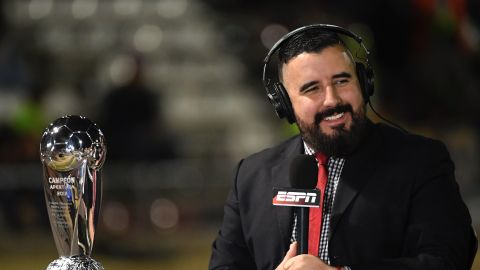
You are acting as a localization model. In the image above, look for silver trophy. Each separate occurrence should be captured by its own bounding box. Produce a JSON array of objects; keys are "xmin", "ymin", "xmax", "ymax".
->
[{"xmin": 40, "ymin": 115, "xmax": 107, "ymax": 270}]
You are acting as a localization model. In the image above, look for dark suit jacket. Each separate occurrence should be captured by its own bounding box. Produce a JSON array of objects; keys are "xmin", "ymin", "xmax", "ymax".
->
[{"xmin": 210, "ymin": 122, "xmax": 476, "ymax": 270}]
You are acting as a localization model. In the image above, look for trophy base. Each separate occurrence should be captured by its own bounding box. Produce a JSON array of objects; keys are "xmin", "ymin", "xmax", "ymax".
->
[{"xmin": 47, "ymin": 256, "xmax": 105, "ymax": 270}]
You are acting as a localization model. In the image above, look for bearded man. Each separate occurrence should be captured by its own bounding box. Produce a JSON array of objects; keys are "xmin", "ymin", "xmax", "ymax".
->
[{"xmin": 209, "ymin": 25, "xmax": 476, "ymax": 270}]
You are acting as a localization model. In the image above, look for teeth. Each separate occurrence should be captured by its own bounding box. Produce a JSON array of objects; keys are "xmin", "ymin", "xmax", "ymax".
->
[{"xmin": 324, "ymin": 112, "xmax": 344, "ymax": 121}]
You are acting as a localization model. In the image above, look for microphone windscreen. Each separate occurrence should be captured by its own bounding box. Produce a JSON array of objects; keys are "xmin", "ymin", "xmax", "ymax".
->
[{"xmin": 289, "ymin": 154, "xmax": 318, "ymax": 189}]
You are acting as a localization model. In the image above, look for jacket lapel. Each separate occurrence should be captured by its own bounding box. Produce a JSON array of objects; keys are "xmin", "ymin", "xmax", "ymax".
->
[
  {"xmin": 272, "ymin": 136, "xmax": 304, "ymax": 248},
  {"xmin": 329, "ymin": 122, "xmax": 381, "ymax": 238}
]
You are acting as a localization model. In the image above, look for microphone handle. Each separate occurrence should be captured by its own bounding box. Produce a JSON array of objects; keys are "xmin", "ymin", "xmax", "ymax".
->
[{"xmin": 297, "ymin": 207, "xmax": 309, "ymax": 254}]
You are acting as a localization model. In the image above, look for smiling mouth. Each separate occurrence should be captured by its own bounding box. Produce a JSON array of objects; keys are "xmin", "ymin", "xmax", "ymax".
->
[
  {"xmin": 314, "ymin": 104, "xmax": 353, "ymax": 125},
  {"xmin": 324, "ymin": 112, "xmax": 345, "ymax": 121}
]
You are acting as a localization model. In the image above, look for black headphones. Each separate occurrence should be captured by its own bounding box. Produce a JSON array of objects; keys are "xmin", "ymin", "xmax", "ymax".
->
[{"xmin": 262, "ymin": 24, "xmax": 374, "ymax": 124}]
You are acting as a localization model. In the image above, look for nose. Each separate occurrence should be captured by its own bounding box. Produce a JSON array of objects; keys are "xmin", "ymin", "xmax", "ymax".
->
[{"xmin": 323, "ymin": 85, "xmax": 341, "ymax": 108}]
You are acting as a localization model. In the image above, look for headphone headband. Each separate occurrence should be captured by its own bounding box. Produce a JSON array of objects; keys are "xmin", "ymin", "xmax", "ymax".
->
[{"xmin": 263, "ymin": 24, "xmax": 364, "ymax": 65}]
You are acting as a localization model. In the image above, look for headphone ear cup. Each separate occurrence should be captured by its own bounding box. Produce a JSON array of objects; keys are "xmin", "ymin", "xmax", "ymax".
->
[
  {"xmin": 276, "ymin": 82, "xmax": 296, "ymax": 123},
  {"xmin": 267, "ymin": 82, "xmax": 296, "ymax": 123},
  {"xmin": 356, "ymin": 62, "xmax": 374, "ymax": 101}
]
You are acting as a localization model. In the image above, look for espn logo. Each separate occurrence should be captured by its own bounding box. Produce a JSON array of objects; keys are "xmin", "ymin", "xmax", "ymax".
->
[{"xmin": 272, "ymin": 188, "xmax": 320, "ymax": 207}]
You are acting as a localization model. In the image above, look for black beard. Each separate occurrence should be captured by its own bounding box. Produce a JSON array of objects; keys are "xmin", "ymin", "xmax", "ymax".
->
[{"xmin": 296, "ymin": 105, "xmax": 368, "ymax": 157}]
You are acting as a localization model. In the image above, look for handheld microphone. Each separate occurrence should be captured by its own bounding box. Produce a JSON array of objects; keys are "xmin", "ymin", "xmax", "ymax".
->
[{"xmin": 272, "ymin": 155, "xmax": 319, "ymax": 254}]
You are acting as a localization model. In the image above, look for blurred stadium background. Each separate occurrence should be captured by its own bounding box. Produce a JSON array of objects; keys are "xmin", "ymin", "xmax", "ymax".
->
[{"xmin": 0, "ymin": 0, "xmax": 479, "ymax": 269}]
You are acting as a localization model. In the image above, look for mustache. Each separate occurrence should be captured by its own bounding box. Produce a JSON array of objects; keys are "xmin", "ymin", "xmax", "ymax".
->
[{"xmin": 314, "ymin": 104, "xmax": 353, "ymax": 125}]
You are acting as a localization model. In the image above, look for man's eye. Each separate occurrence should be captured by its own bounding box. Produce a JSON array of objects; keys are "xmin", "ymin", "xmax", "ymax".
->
[
  {"xmin": 334, "ymin": 79, "xmax": 349, "ymax": 86},
  {"xmin": 303, "ymin": 86, "xmax": 318, "ymax": 93}
]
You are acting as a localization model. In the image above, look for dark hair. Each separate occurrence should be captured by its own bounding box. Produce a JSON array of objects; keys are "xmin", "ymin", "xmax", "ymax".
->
[
  {"xmin": 277, "ymin": 29, "xmax": 346, "ymax": 80},
  {"xmin": 278, "ymin": 28, "xmax": 345, "ymax": 63}
]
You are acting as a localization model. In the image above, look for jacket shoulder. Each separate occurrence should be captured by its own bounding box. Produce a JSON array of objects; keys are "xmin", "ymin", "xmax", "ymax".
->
[
  {"xmin": 375, "ymin": 123, "xmax": 449, "ymax": 157},
  {"xmin": 242, "ymin": 135, "xmax": 302, "ymax": 166}
]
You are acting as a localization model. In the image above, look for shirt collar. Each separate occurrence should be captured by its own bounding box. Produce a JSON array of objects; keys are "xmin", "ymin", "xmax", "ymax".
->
[
  {"xmin": 303, "ymin": 141, "xmax": 315, "ymax": 156},
  {"xmin": 303, "ymin": 140, "xmax": 346, "ymax": 163}
]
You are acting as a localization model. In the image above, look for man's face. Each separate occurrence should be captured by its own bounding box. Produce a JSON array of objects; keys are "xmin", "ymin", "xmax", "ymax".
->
[{"xmin": 281, "ymin": 45, "xmax": 367, "ymax": 155}]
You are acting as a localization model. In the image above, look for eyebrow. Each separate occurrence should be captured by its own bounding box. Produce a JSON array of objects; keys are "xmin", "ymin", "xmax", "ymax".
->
[
  {"xmin": 299, "ymin": 81, "xmax": 319, "ymax": 92},
  {"xmin": 332, "ymin": 72, "xmax": 352, "ymax": 79}
]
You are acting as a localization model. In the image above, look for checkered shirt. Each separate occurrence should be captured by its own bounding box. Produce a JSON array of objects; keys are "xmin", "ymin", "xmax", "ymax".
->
[{"xmin": 290, "ymin": 142, "xmax": 345, "ymax": 265}]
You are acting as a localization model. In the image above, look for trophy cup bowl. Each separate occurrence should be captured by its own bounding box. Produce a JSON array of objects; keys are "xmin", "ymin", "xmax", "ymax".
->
[{"xmin": 40, "ymin": 115, "xmax": 106, "ymax": 270}]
